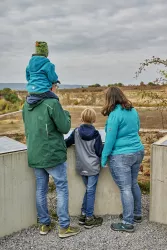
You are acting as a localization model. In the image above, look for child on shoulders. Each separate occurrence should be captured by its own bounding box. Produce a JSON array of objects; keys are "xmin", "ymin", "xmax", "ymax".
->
[{"xmin": 26, "ymin": 41, "xmax": 60, "ymax": 104}]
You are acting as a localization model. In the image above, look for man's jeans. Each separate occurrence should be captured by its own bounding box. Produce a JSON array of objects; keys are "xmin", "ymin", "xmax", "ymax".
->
[
  {"xmin": 81, "ymin": 174, "xmax": 99, "ymax": 217},
  {"xmin": 34, "ymin": 162, "xmax": 70, "ymax": 228},
  {"xmin": 109, "ymin": 150, "xmax": 144, "ymax": 225}
]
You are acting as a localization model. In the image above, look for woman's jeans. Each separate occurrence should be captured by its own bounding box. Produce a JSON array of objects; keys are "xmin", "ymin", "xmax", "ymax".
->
[
  {"xmin": 109, "ymin": 150, "xmax": 144, "ymax": 225},
  {"xmin": 81, "ymin": 174, "xmax": 99, "ymax": 217},
  {"xmin": 34, "ymin": 162, "xmax": 70, "ymax": 229}
]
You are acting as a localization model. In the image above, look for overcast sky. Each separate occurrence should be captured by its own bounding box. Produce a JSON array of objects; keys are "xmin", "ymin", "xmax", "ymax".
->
[{"xmin": 0, "ymin": 0, "xmax": 167, "ymax": 85}]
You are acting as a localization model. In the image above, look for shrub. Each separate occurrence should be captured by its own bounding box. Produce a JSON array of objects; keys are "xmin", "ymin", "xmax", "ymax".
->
[
  {"xmin": 148, "ymin": 82, "xmax": 156, "ymax": 86},
  {"xmin": 139, "ymin": 181, "xmax": 150, "ymax": 194},
  {"xmin": 4, "ymin": 92, "xmax": 20, "ymax": 103},
  {"xmin": 1, "ymin": 88, "xmax": 20, "ymax": 103},
  {"xmin": 73, "ymin": 100, "xmax": 79, "ymax": 105},
  {"xmin": 0, "ymin": 88, "xmax": 12, "ymax": 95},
  {"xmin": 89, "ymin": 83, "xmax": 101, "ymax": 87},
  {"xmin": 108, "ymin": 83, "xmax": 124, "ymax": 87},
  {"xmin": 0, "ymin": 88, "xmax": 22, "ymax": 114},
  {"xmin": 0, "ymin": 100, "xmax": 8, "ymax": 111}
]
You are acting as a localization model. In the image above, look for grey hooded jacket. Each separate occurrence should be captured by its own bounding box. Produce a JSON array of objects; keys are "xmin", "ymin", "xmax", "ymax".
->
[{"xmin": 65, "ymin": 124, "xmax": 103, "ymax": 176}]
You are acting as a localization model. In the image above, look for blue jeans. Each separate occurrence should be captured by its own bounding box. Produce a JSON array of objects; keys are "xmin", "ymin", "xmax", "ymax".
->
[
  {"xmin": 81, "ymin": 175, "xmax": 99, "ymax": 217},
  {"xmin": 34, "ymin": 162, "xmax": 70, "ymax": 228},
  {"xmin": 109, "ymin": 150, "xmax": 144, "ymax": 225}
]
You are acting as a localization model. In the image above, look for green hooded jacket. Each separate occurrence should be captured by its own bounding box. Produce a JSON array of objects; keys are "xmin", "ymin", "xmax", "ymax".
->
[{"xmin": 22, "ymin": 99, "xmax": 71, "ymax": 168}]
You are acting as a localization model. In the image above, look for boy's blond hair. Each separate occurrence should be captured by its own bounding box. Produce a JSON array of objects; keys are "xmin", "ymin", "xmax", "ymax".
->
[{"xmin": 81, "ymin": 108, "xmax": 96, "ymax": 124}]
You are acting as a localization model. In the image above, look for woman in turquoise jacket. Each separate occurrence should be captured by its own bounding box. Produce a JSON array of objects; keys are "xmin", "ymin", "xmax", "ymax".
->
[{"xmin": 101, "ymin": 87, "xmax": 144, "ymax": 233}]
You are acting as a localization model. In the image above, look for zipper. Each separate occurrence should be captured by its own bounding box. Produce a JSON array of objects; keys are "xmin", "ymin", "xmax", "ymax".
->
[{"xmin": 46, "ymin": 124, "xmax": 48, "ymax": 137}]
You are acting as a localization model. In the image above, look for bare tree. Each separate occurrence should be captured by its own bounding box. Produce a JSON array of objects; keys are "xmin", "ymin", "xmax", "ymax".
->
[{"xmin": 135, "ymin": 56, "xmax": 167, "ymax": 129}]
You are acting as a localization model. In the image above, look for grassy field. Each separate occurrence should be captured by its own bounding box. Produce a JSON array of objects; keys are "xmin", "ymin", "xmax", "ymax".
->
[
  {"xmin": 1, "ymin": 85, "xmax": 167, "ymax": 188},
  {"xmin": 16, "ymin": 85, "xmax": 167, "ymax": 107},
  {"xmin": 1, "ymin": 106, "xmax": 167, "ymax": 135},
  {"xmin": 0, "ymin": 106, "xmax": 167, "ymax": 187}
]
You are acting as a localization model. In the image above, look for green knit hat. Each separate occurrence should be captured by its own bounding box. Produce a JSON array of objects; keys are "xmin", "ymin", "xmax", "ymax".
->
[{"xmin": 35, "ymin": 41, "xmax": 48, "ymax": 57}]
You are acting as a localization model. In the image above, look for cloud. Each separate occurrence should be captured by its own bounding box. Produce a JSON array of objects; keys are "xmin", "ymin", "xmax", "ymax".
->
[{"xmin": 0, "ymin": 0, "xmax": 167, "ymax": 85}]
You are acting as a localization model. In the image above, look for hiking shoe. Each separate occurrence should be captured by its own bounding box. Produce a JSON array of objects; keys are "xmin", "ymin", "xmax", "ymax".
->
[
  {"xmin": 119, "ymin": 213, "xmax": 142, "ymax": 223},
  {"xmin": 79, "ymin": 214, "xmax": 86, "ymax": 225},
  {"xmin": 111, "ymin": 223, "xmax": 135, "ymax": 233},
  {"xmin": 39, "ymin": 224, "xmax": 51, "ymax": 235},
  {"xmin": 58, "ymin": 226, "xmax": 80, "ymax": 238},
  {"xmin": 84, "ymin": 216, "xmax": 103, "ymax": 229}
]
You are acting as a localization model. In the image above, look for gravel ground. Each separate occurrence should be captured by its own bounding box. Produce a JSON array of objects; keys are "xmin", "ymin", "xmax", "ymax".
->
[{"xmin": 1, "ymin": 195, "xmax": 167, "ymax": 250}]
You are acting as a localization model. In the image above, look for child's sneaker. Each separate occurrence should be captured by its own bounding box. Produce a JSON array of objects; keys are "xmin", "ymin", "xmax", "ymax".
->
[
  {"xmin": 84, "ymin": 215, "xmax": 103, "ymax": 229},
  {"xmin": 79, "ymin": 214, "xmax": 86, "ymax": 225},
  {"xmin": 58, "ymin": 226, "xmax": 80, "ymax": 238},
  {"xmin": 39, "ymin": 224, "xmax": 51, "ymax": 235},
  {"xmin": 119, "ymin": 213, "xmax": 142, "ymax": 223},
  {"xmin": 111, "ymin": 222, "xmax": 135, "ymax": 233}
]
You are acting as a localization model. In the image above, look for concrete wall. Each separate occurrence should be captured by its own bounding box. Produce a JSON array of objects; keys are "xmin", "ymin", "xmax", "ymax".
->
[
  {"xmin": 150, "ymin": 135, "xmax": 167, "ymax": 224},
  {"xmin": 67, "ymin": 146, "xmax": 122, "ymax": 216},
  {"xmin": 2, "ymin": 132, "xmax": 167, "ymax": 236},
  {"xmin": 0, "ymin": 151, "xmax": 36, "ymax": 238},
  {"xmin": 0, "ymin": 143, "xmax": 122, "ymax": 238}
]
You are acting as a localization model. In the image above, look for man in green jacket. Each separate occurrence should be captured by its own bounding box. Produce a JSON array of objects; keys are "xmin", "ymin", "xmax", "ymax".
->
[{"xmin": 22, "ymin": 84, "xmax": 80, "ymax": 238}]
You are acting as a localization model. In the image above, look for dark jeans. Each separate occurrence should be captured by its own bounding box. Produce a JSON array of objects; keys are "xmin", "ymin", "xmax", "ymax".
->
[
  {"xmin": 31, "ymin": 91, "xmax": 59, "ymax": 100},
  {"xmin": 81, "ymin": 174, "xmax": 99, "ymax": 217},
  {"xmin": 109, "ymin": 150, "xmax": 144, "ymax": 224}
]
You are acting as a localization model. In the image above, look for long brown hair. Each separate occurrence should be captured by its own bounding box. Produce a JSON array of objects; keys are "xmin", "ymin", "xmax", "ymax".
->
[{"xmin": 101, "ymin": 86, "xmax": 133, "ymax": 116}]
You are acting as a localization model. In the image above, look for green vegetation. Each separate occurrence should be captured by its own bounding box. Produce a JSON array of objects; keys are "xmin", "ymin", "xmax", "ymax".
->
[
  {"xmin": 0, "ymin": 88, "xmax": 20, "ymax": 103},
  {"xmin": 88, "ymin": 83, "xmax": 101, "ymax": 87},
  {"xmin": 108, "ymin": 83, "xmax": 124, "ymax": 87},
  {"xmin": 49, "ymin": 180, "xmax": 56, "ymax": 192},
  {"xmin": 0, "ymin": 88, "xmax": 23, "ymax": 114},
  {"xmin": 147, "ymin": 82, "xmax": 156, "ymax": 86},
  {"xmin": 139, "ymin": 181, "xmax": 150, "ymax": 194}
]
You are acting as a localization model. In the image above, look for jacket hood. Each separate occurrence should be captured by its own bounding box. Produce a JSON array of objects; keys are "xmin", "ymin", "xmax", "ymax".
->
[
  {"xmin": 28, "ymin": 56, "xmax": 49, "ymax": 72},
  {"xmin": 26, "ymin": 99, "xmax": 45, "ymax": 111},
  {"xmin": 78, "ymin": 124, "xmax": 99, "ymax": 141}
]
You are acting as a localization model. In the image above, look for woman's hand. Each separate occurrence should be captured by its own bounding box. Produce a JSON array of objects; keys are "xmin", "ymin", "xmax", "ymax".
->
[{"xmin": 101, "ymin": 157, "xmax": 108, "ymax": 168}]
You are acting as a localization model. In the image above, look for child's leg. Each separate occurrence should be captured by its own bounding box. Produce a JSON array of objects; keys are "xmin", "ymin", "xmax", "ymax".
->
[
  {"xmin": 86, "ymin": 174, "xmax": 99, "ymax": 217},
  {"xmin": 78, "ymin": 176, "xmax": 88, "ymax": 225},
  {"xmin": 29, "ymin": 91, "xmax": 59, "ymax": 101},
  {"xmin": 84, "ymin": 174, "xmax": 103, "ymax": 228},
  {"xmin": 81, "ymin": 176, "xmax": 88, "ymax": 215},
  {"xmin": 40, "ymin": 91, "xmax": 59, "ymax": 101}
]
